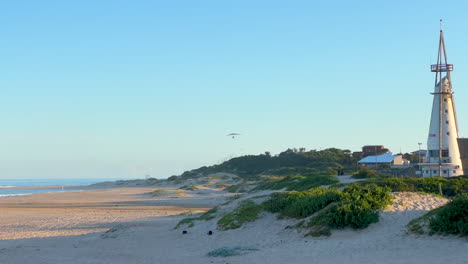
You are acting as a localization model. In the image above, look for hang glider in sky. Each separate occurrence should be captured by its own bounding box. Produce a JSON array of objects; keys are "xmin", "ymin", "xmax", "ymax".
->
[{"xmin": 227, "ymin": 133, "xmax": 241, "ymax": 139}]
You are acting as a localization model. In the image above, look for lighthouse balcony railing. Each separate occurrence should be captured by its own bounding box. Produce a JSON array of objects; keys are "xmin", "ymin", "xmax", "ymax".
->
[{"xmin": 431, "ymin": 64, "xmax": 453, "ymax": 72}]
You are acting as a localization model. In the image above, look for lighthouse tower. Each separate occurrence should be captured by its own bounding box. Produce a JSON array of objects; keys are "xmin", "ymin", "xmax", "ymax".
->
[{"xmin": 422, "ymin": 21, "xmax": 463, "ymax": 177}]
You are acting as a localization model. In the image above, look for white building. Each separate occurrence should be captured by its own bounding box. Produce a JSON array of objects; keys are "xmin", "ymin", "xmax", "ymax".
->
[
  {"xmin": 358, "ymin": 153, "xmax": 404, "ymax": 168},
  {"xmin": 421, "ymin": 22, "xmax": 463, "ymax": 177}
]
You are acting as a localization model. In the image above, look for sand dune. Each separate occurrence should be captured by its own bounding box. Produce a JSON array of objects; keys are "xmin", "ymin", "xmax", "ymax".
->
[{"xmin": 0, "ymin": 180, "xmax": 466, "ymax": 264}]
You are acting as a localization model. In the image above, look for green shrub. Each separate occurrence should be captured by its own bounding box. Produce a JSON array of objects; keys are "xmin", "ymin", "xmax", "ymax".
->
[
  {"xmin": 263, "ymin": 167, "xmax": 322, "ymax": 176},
  {"xmin": 328, "ymin": 201, "xmax": 379, "ymax": 229},
  {"xmin": 428, "ymin": 194, "xmax": 468, "ymax": 235},
  {"xmin": 179, "ymin": 185, "xmax": 198, "ymax": 191},
  {"xmin": 342, "ymin": 184, "xmax": 393, "ymax": 210},
  {"xmin": 359, "ymin": 177, "xmax": 468, "ymax": 197},
  {"xmin": 225, "ymin": 182, "xmax": 251, "ymax": 193},
  {"xmin": 167, "ymin": 175, "xmax": 178, "ymax": 181},
  {"xmin": 217, "ymin": 200, "xmax": 262, "ymax": 230},
  {"xmin": 352, "ymin": 168, "xmax": 378, "ymax": 179},
  {"xmin": 307, "ymin": 184, "xmax": 392, "ymax": 234},
  {"xmin": 443, "ymin": 178, "xmax": 468, "ymax": 197},
  {"xmin": 174, "ymin": 217, "xmax": 196, "ymax": 229},
  {"xmin": 263, "ymin": 187, "xmax": 342, "ymax": 218},
  {"xmin": 327, "ymin": 184, "xmax": 392, "ymax": 229},
  {"xmin": 254, "ymin": 174, "xmax": 339, "ymax": 191},
  {"xmin": 150, "ymin": 189, "xmax": 167, "ymax": 196},
  {"xmin": 199, "ymin": 207, "xmax": 218, "ymax": 221},
  {"xmin": 207, "ymin": 246, "xmax": 258, "ymax": 257},
  {"xmin": 174, "ymin": 207, "xmax": 218, "ymax": 229}
]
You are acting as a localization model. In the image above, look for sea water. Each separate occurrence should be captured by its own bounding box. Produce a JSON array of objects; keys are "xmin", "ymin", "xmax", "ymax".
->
[{"xmin": 0, "ymin": 178, "xmax": 127, "ymax": 197}]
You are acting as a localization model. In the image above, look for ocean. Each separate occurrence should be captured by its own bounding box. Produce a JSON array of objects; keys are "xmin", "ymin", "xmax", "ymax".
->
[{"xmin": 0, "ymin": 178, "xmax": 127, "ymax": 197}]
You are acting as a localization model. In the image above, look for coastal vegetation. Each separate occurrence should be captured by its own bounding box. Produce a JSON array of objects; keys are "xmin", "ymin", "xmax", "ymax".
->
[
  {"xmin": 170, "ymin": 147, "xmax": 467, "ymax": 237},
  {"xmin": 217, "ymin": 200, "xmax": 263, "ymax": 230},
  {"xmin": 176, "ymin": 148, "xmax": 357, "ymax": 180},
  {"xmin": 253, "ymin": 174, "xmax": 339, "ymax": 191},
  {"xmin": 408, "ymin": 194, "xmax": 468, "ymax": 236},
  {"xmin": 174, "ymin": 207, "xmax": 218, "ymax": 229},
  {"xmin": 205, "ymin": 184, "xmax": 392, "ymax": 236},
  {"xmin": 263, "ymin": 187, "xmax": 341, "ymax": 218},
  {"xmin": 150, "ymin": 189, "xmax": 167, "ymax": 196},
  {"xmin": 207, "ymin": 246, "xmax": 259, "ymax": 257},
  {"xmin": 179, "ymin": 185, "xmax": 199, "ymax": 191},
  {"xmin": 352, "ymin": 167, "xmax": 378, "ymax": 179},
  {"xmin": 264, "ymin": 184, "xmax": 392, "ymax": 236},
  {"xmin": 358, "ymin": 176, "xmax": 468, "ymax": 197}
]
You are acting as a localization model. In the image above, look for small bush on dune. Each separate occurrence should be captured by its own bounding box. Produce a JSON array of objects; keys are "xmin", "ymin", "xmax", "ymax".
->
[
  {"xmin": 307, "ymin": 184, "xmax": 392, "ymax": 234},
  {"xmin": 150, "ymin": 189, "xmax": 167, "ymax": 196},
  {"xmin": 179, "ymin": 185, "xmax": 198, "ymax": 191},
  {"xmin": 217, "ymin": 200, "xmax": 262, "ymax": 230},
  {"xmin": 443, "ymin": 177, "xmax": 468, "ymax": 197},
  {"xmin": 207, "ymin": 246, "xmax": 258, "ymax": 257},
  {"xmin": 328, "ymin": 200, "xmax": 379, "ymax": 229},
  {"xmin": 174, "ymin": 207, "xmax": 218, "ymax": 229},
  {"xmin": 263, "ymin": 167, "xmax": 322, "ymax": 176},
  {"xmin": 225, "ymin": 182, "xmax": 251, "ymax": 193},
  {"xmin": 428, "ymin": 194, "xmax": 468, "ymax": 235},
  {"xmin": 359, "ymin": 176, "xmax": 468, "ymax": 197},
  {"xmin": 342, "ymin": 184, "xmax": 393, "ymax": 210},
  {"xmin": 352, "ymin": 168, "xmax": 378, "ymax": 179},
  {"xmin": 263, "ymin": 187, "xmax": 341, "ymax": 218},
  {"xmin": 327, "ymin": 184, "xmax": 392, "ymax": 229},
  {"xmin": 167, "ymin": 175, "xmax": 178, "ymax": 181},
  {"xmin": 254, "ymin": 174, "xmax": 339, "ymax": 191}
]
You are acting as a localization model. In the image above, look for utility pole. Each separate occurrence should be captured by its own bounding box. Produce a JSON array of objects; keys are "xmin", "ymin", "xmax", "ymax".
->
[{"xmin": 418, "ymin": 142, "xmax": 422, "ymax": 164}]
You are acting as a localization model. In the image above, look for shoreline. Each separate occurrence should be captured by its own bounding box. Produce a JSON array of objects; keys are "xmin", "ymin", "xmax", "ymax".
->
[
  {"xmin": 0, "ymin": 184, "xmax": 90, "ymax": 198},
  {"xmin": 0, "ymin": 178, "xmax": 150, "ymax": 197},
  {"xmin": 0, "ymin": 185, "xmax": 84, "ymax": 190}
]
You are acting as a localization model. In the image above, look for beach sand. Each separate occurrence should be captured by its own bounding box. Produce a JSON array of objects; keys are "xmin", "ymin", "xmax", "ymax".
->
[{"xmin": 0, "ymin": 181, "xmax": 466, "ymax": 264}]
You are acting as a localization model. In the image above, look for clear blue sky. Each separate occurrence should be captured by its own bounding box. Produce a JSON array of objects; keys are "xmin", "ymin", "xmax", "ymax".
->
[{"xmin": 2, "ymin": 0, "xmax": 468, "ymax": 179}]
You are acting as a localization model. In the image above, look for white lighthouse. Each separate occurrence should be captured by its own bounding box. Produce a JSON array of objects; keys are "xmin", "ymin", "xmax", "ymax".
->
[{"xmin": 422, "ymin": 21, "xmax": 463, "ymax": 177}]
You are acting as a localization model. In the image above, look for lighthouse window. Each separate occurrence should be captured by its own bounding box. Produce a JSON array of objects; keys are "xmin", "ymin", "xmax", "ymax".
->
[
  {"xmin": 453, "ymin": 170, "xmax": 456, "ymax": 173},
  {"xmin": 429, "ymin": 150, "xmax": 449, "ymax": 157},
  {"xmin": 447, "ymin": 132, "xmax": 450, "ymax": 135},
  {"xmin": 444, "ymin": 98, "xmax": 447, "ymax": 102},
  {"xmin": 446, "ymin": 121, "xmax": 449, "ymax": 124},
  {"xmin": 445, "ymin": 109, "xmax": 448, "ymax": 113}
]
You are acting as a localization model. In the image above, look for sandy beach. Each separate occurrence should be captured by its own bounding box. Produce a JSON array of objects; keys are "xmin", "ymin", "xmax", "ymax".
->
[{"xmin": 0, "ymin": 180, "xmax": 466, "ymax": 264}]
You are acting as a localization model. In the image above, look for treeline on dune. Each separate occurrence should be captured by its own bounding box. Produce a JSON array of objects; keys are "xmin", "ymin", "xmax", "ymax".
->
[{"xmin": 172, "ymin": 148, "xmax": 357, "ymax": 180}]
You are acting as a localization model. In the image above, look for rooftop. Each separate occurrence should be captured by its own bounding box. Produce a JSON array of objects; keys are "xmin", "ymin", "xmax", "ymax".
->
[{"xmin": 358, "ymin": 153, "xmax": 400, "ymax": 163}]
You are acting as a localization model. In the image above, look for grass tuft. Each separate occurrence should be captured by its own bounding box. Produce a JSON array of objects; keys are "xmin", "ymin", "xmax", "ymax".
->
[
  {"xmin": 150, "ymin": 189, "xmax": 167, "ymax": 196},
  {"xmin": 174, "ymin": 207, "xmax": 218, "ymax": 229},
  {"xmin": 263, "ymin": 187, "xmax": 341, "ymax": 218},
  {"xmin": 217, "ymin": 200, "xmax": 262, "ymax": 230},
  {"xmin": 207, "ymin": 246, "xmax": 258, "ymax": 257},
  {"xmin": 358, "ymin": 176, "xmax": 468, "ymax": 197},
  {"xmin": 253, "ymin": 174, "xmax": 339, "ymax": 191},
  {"xmin": 408, "ymin": 194, "xmax": 468, "ymax": 236},
  {"xmin": 306, "ymin": 184, "xmax": 392, "ymax": 235}
]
